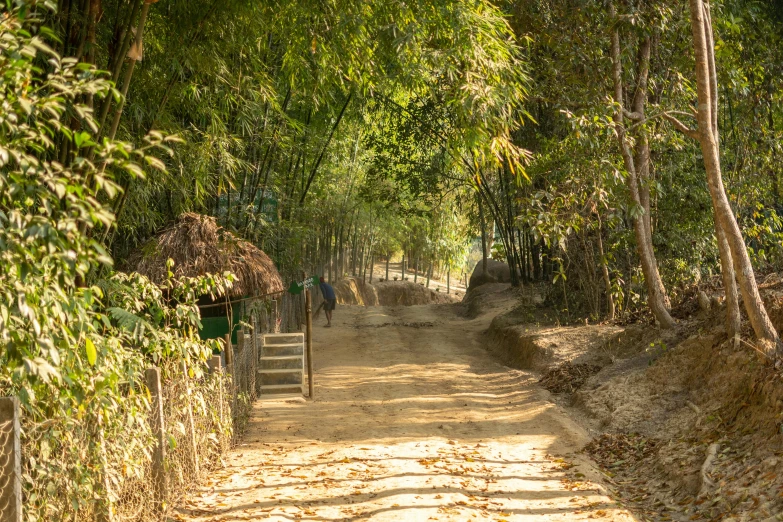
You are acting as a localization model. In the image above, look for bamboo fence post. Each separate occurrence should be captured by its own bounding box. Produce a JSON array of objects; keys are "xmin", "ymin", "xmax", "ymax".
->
[
  {"xmin": 208, "ymin": 355, "xmax": 224, "ymax": 444},
  {"xmin": 223, "ymin": 334, "xmax": 235, "ymax": 423},
  {"xmin": 145, "ymin": 367, "xmax": 167, "ymax": 512},
  {"xmin": 0, "ymin": 397, "xmax": 21, "ymax": 522},
  {"xmin": 179, "ymin": 361, "xmax": 200, "ymax": 479},
  {"xmin": 209, "ymin": 355, "xmax": 222, "ymax": 374},
  {"xmin": 95, "ymin": 412, "xmax": 115, "ymax": 522},
  {"xmin": 306, "ymin": 290, "xmax": 314, "ymax": 399},
  {"xmin": 250, "ymin": 316, "xmax": 258, "ymax": 400},
  {"xmin": 224, "ymin": 334, "xmax": 234, "ymax": 374}
]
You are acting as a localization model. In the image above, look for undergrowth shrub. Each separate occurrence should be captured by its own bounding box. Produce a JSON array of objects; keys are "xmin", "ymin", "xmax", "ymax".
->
[{"xmin": 0, "ymin": 5, "xmax": 239, "ymax": 520}]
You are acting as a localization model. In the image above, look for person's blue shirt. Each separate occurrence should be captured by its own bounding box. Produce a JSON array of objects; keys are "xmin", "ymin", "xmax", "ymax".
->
[{"xmin": 320, "ymin": 282, "xmax": 336, "ymax": 300}]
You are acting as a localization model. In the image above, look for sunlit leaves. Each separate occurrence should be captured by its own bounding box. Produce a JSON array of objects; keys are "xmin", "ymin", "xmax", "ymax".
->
[{"xmin": 84, "ymin": 338, "xmax": 97, "ymax": 367}]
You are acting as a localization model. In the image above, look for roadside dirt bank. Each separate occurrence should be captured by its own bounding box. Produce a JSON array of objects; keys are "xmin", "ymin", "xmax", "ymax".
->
[
  {"xmin": 471, "ymin": 281, "xmax": 783, "ymax": 521},
  {"xmin": 175, "ymin": 300, "xmax": 636, "ymax": 521}
]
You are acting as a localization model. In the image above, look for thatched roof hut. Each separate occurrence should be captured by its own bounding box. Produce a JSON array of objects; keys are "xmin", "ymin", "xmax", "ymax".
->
[{"xmin": 130, "ymin": 212, "xmax": 284, "ymax": 298}]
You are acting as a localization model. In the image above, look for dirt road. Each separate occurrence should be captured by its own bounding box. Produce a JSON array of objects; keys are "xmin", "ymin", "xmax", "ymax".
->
[{"xmin": 177, "ymin": 303, "xmax": 636, "ymax": 521}]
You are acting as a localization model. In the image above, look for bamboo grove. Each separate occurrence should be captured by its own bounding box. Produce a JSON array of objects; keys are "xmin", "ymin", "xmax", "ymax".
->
[{"xmin": 10, "ymin": 0, "xmax": 783, "ymax": 342}]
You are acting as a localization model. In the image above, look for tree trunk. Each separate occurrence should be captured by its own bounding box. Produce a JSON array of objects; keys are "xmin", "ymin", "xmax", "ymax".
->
[
  {"xmin": 332, "ymin": 228, "xmax": 339, "ymax": 281},
  {"xmin": 358, "ymin": 241, "xmax": 365, "ymax": 282},
  {"xmin": 596, "ymin": 214, "xmax": 616, "ymax": 320},
  {"xmin": 385, "ymin": 255, "xmax": 389, "ymax": 281},
  {"xmin": 479, "ymin": 194, "xmax": 489, "ymax": 276},
  {"xmin": 106, "ymin": 1, "xmax": 151, "ymax": 141},
  {"xmin": 689, "ymin": 0, "xmax": 778, "ymax": 350},
  {"xmin": 609, "ymin": 8, "xmax": 676, "ymax": 328},
  {"xmin": 327, "ymin": 227, "xmax": 333, "ymax": 283},
  {"xmin": 351, "ymin": 228, "xmax": 358, "ymax": 276},
  {"xmin": 714, "ymin": 220, "xmax": 741, "ymax": 338},
  {"xmin": 337, "ymin": 225, "xmax": 344, "ymax": 278},
  {"xmin": 532, "ymin": 238, "xmax": 542, "ymax": 281}
]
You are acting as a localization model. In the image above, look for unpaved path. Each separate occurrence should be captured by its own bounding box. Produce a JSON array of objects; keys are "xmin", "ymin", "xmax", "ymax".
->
[{"xmin": 177, "ymin": 303, "xmax": 636, "ymax": 521}]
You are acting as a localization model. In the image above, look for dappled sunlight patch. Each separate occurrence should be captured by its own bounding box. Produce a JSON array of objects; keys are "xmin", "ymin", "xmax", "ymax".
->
[{"xmin": 178, "ymin": 305, "xmax": 636, "ymax": 521}]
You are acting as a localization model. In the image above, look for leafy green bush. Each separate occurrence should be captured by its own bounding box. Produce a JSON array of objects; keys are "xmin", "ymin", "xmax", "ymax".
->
[{"xmin": 0, "ymin": 5, "xmax": 237, "ymax": 519}]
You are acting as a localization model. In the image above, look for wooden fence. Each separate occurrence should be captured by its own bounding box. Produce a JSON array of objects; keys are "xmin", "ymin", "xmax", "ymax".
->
[{"xmin": 0, "ymin": 293, "xmax": 309, "ymax": 521}]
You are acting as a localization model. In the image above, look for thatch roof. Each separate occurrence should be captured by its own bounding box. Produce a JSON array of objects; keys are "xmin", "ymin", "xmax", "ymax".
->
[{"xmin": 130, "ymin": 213, "xmax": 284, "ymax": 298}]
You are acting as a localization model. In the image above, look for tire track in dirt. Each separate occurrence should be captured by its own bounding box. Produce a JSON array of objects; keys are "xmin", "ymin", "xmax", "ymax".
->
[{"xmin": 175, "ymin": 303, "xmax": 638, "ymax": 521}]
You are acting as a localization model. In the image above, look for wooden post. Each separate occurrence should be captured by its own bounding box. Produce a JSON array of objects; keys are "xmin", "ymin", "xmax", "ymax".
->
[
  {"xmin": 179, "ymin": 361, "xmax": 200, "ymax": 479},
  {"xmin": 250, "ymin": 316, "xmax": 258, "ymax": 401},
  {"xmin": 306, "ymin": 290, "xmax": 314, "ymax": 399},
  {"xmin": 209, "ymin": 355, "xmax": 222, "ymax": 374},
  {"xmin": 224, "ymin": 334, "xmax": 233, "ymax": 374},
  {"xmin": 236, "ymin": 327, "xmax": 245, "ymax": 394},
  {"xmin": 223, "ymin": 334, "xmax": 236, "ymax": 423},
  {"xmin": 208, "ymin": 355, "xmax": 225, "ymax": 444},
  {"xmin": 237, "ymin": 327, "xmax": 245, "ymax": 352},
  {"xmin": 0, "ymin": 397, "xmax": 21, "ymax": 522},
  {"xmin": 145, "ymin": 368, "xmax": 167, "ymax": 512},
  {"xmin": 95, "ymin": 413, "xmax": 115, "ymax": 522}
]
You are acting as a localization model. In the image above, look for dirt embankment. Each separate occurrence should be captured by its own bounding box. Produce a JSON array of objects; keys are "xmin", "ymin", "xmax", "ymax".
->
[
  {"xmin": 470, "ymin": 281, "xmax": 647, "ymax": 371},
  {"xmin": 469, "ymin": 279, "xmax": 783, "ymax": 521},
  {"xmin": 333, "ymin": 277, "xmax": 459, "ymax": 307}
]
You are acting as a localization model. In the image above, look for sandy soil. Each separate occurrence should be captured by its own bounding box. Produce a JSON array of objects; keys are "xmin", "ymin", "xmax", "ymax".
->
[{"xmin": 176, "ymin": 303, "xmax": 637, "ymax": 521}]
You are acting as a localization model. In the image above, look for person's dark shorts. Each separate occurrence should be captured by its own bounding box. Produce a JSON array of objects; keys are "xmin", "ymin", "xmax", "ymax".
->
[{"xmin": 324, "ymin": 298, "xmax": 336, "ymax": 311}]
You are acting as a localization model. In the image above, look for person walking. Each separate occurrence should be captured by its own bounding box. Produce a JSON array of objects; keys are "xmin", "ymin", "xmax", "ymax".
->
[{"xmin": 319, "ymin": 276, "xmax": 336, "ymax": 327}]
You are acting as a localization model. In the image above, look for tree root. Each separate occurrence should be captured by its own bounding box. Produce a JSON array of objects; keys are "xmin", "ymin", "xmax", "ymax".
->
[
  {"xmin": 698, "ymin": 443, "xmax": 719, "ymax": 497},
  {"xmin": 686, "ymin": 400, "xmax": 702, "ymax": 427}
]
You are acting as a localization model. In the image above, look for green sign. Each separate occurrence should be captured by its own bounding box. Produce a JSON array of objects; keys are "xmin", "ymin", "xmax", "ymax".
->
[{"xmin": 288, "ymin": 275, "xmax": 319, "ymax": 295}]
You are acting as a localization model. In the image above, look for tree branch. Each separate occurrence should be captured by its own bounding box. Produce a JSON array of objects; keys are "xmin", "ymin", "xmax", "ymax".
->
[
  {"xmin": 623, "ymin": 109, "xmax": 644, "ymax": 121},
  {"xmin": 662, "ymin": 113, "xmax": 699, "ymax": 140}
]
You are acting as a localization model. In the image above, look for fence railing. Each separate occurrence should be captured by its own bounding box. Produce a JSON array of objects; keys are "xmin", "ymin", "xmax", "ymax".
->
[
  {"xmin": 3, "ymin": 361, "xmax": 235, "ymax": 521},
  {"xmin": 0, "ymin": 293, "xmax": 309, "ymax": 521}
]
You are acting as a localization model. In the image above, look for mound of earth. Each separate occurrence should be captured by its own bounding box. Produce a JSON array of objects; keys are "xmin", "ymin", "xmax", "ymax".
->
[
  {"xmin": 333, "ymin": 278, "xmax": 379, "ymax": 306},
  {"xmin": 374, "ymin": 280, "xmax": 458, "ymax": 305},
  {"xmin": 461, "ymin": 282, "xmax": 517, "ymax": 318},
  {"xmin": 333, "ymin": 277, "xmax": 458, "ymax": 307},
  {"xmin": 468, "ymin": 259, "xmax": 512, "ymax": 289}
]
